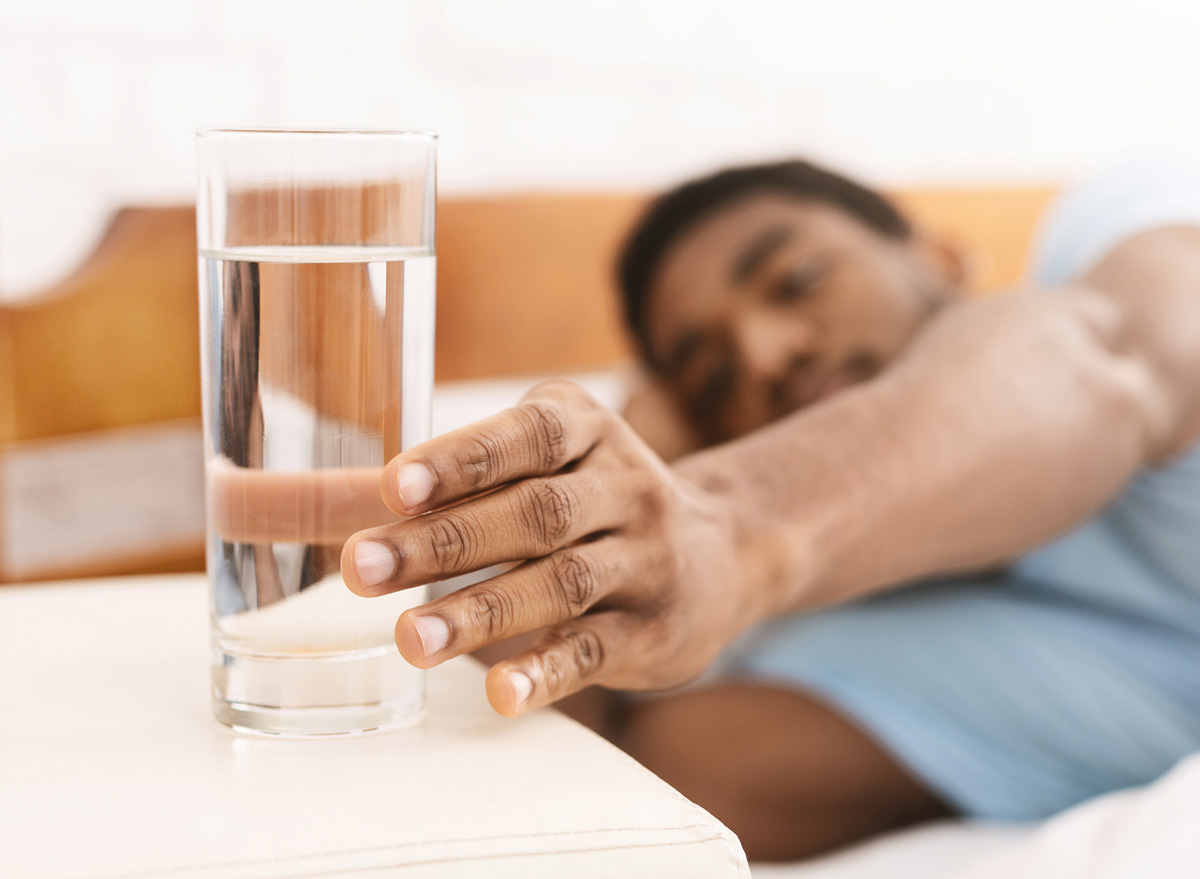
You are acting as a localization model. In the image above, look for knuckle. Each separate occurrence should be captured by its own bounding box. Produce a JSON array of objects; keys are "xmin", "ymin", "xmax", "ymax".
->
[
  {"xmin": 658, "ymin": 539, "xmax": 686, "ymax": 588},
  {"xmin": 530, "ymin": 379, "xmax": 594, "ymax": 407},
  {"xmin": 425, "ymin": 513, "xmax": 479, "ymax": 573},
  {"xmin": 521, "ymin": 480, "xmax": 579, "ymax": 549},
  {"xmin": 464, "ymin": 586, "xmax": 514, "ymax": 640},
  {"xmin": 563, "ymin": 627, "xmax": 606, "ymax": 680},
  {"xmin": 521, "ymin": 401, "xmax": 570, "ymax": 471},
  {"xmin": 548, "ymin": 550, "xmax": 600, "ymax": 613},
  {"xmin": 541, "ymin": 626, "xmax": 606, "ymax": 690},
  {"xmin": 463, "ymin": 431, "xmax": 509, "ymax": 491},
  {"xmin": 636, "ymin": 481, "xmax": 672, "ymax": 523}
]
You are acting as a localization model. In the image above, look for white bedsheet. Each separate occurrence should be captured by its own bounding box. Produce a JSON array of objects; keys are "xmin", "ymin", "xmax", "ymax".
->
[
  {"xmin": 953, "ymin": 751, "xmax": 1200, "ymax": 879},
  {"xmin": 750, "ymin": 752, "xmax": 1200, "ymax": 877},
  {"xmin": 750, "ymin": 821, "xmax": 1031, "ymax": 878}
]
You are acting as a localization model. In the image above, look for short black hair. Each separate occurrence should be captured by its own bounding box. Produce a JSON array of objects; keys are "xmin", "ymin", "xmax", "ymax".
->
[{"xmin": 616, "ymin": 159, "xmax": 912, "ymax": 366}]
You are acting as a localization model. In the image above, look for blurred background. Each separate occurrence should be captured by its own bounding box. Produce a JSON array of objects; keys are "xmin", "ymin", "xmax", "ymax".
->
[
  {"xmin": 5, "ymin": 0, "xmax": 1200, "ymax": 297},
  {"xmin": 4, "ymin": 0, "xmax": 1200, "ymax": 583}
]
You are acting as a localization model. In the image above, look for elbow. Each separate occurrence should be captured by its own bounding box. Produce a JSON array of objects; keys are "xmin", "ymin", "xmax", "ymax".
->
[
  {"xmin": 1057, "ymin": 291, "xmax": 1175, "ymax": 463},
  {"xmin": 1092, "ymin": 353, "xmax": 1169, "ymax": 464}
]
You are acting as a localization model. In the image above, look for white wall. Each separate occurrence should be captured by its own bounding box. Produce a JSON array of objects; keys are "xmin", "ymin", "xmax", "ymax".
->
[{"xmin": 4, "ymin": 0, "xmax": 1200, "ymax": 298}]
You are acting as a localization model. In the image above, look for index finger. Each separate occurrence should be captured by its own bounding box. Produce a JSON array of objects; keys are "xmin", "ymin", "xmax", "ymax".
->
[{"xmin": 383, "ymin": 381, "xmax": 605, "ymax": 516}]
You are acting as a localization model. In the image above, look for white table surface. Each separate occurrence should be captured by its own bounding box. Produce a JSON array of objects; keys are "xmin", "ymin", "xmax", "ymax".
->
[{"xmin": 0, "ymin": 575, "xmax": 747, "ymax": 878}]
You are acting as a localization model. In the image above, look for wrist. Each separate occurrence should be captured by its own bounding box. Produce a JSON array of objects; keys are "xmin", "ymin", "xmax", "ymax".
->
[
  {"xmin": 673, "ymin": 449, "xmax": 823, "ymax": 626},
  {"xmin": 667, "ymin": 379, "xmax": 917, "ymax": 618}
]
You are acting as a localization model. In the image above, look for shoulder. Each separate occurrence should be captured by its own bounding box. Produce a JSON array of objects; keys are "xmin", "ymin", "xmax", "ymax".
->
[{"xmin": 1032, "ymin": 149, "xmax": 1200, "ymax": 286}]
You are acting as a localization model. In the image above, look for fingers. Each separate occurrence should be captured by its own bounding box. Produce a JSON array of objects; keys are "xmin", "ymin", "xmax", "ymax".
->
[
  {"xmin": 485, "ymin": 613, "xmax": 628, "ymax": 717},
  {"xmin": 342, "ymin": 468, "xmax": 627, "ymax": 594},
  {"xmin": 379, "ymin": 381, "xmax": 608, "ymax": 516},
  {"xmin": 392, "ymin": 542, "xmax": 638, "ymax": 666}
]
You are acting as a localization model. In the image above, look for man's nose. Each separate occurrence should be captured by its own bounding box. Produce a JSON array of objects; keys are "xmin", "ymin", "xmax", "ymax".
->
[{"xmin": 730, "ymin": 308, "xmax": 814, "ymax": 382}]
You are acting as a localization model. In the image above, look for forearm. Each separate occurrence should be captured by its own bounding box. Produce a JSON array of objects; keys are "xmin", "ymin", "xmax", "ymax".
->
[{"xmin": 675, "ymin": 289, "xmax": 1161, "ymax": 618}]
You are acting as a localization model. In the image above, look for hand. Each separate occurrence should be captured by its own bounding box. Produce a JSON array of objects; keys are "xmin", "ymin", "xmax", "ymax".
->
[{"xmin": 341, "ymin": 381, "xmax": 756, "ymax": 716}]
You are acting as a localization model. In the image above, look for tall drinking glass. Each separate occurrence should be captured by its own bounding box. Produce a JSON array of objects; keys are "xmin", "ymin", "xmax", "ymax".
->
[{"xmin": 196, "ymin": 129, "xmax": 436, "ymax": 736}]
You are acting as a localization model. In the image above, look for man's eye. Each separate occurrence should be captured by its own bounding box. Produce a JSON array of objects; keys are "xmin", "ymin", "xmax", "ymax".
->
[{"xmin": 771, "ymin": 262, "xmax": 827, "ymax": 304}]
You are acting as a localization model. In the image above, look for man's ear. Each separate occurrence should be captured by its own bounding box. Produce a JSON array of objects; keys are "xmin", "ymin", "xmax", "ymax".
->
[{"xmin": 913, "ymin": 227, "xmax": 973, "ymax": 292}]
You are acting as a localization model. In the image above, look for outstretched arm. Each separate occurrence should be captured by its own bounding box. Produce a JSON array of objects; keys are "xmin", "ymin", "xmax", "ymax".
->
[
  {"xmin": 341, "ymin": 227, "xmax": 1200, "ymax": 714},
  {"xmin": 683, "ymin": 225, "xmax": 1200, "ymax": 613}
]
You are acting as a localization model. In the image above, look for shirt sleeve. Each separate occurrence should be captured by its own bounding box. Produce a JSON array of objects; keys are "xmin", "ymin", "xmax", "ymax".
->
[{"xmin": 1031, "ymin": 149, "xmax": 1200, "ymax": 286}]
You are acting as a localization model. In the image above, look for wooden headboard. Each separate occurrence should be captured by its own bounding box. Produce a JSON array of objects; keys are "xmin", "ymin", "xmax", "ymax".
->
[
  {"xmin": 0, "ymin": 186, "xmax": 1056, "ymax": 581},
  {"xmin": 436, "ymin": 186, "xmax": 1057, "ymax": 379}
]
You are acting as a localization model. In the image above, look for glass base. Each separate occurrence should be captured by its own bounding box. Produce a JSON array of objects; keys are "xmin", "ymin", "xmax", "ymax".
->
[{"xmin": 212, "ymin": 642, "xmax": 425, "ymax": 737}]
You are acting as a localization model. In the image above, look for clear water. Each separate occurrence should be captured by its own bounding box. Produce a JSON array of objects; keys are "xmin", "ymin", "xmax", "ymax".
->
[{"xmin": 199, "ymin": 246, "xmax": 435, "ymax": 734}]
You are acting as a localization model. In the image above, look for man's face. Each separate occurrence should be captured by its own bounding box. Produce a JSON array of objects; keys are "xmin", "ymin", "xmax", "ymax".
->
[{"xmin": 644, "ymin": 195, "xmax": 958, "ymax": 443}]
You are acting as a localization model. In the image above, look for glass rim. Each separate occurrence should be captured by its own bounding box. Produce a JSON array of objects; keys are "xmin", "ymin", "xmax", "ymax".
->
[{"xmin": 196, "ymin": 127, "xmax": 438, "ymax": 140}]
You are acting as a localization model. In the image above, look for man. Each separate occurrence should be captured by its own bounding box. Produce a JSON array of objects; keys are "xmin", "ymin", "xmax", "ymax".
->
[{"xmin": 342, "ymin": 157, "xmax": 1200, "ymax": 860}]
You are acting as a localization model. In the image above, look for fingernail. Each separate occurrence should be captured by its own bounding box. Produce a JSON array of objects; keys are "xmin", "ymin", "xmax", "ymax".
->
[
  {"xmin": 353, "ymin": 540, "xmax": 396, "ymax": 588},
  {"xmin": 397, "ymin": 462, "xmax": 435, "ymax": 509},
  {"xmin": 507, "ymin": 670, "xmax": 533, "ymax": 709},
  {"xmin": 413, "ymin": 614, "xmax": 450, "ymax": 659}
]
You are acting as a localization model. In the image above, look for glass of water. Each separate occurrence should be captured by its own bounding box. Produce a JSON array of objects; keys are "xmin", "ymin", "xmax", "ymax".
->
[{"xmin": 195, "ymin": 129, "xmax": 436, "ymax": 736}]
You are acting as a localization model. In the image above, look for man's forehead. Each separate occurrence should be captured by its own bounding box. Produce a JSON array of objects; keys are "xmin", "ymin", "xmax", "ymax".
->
[{"xmin": 651, "ymin": 198, "xmax": 830, "ymax": 297}]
